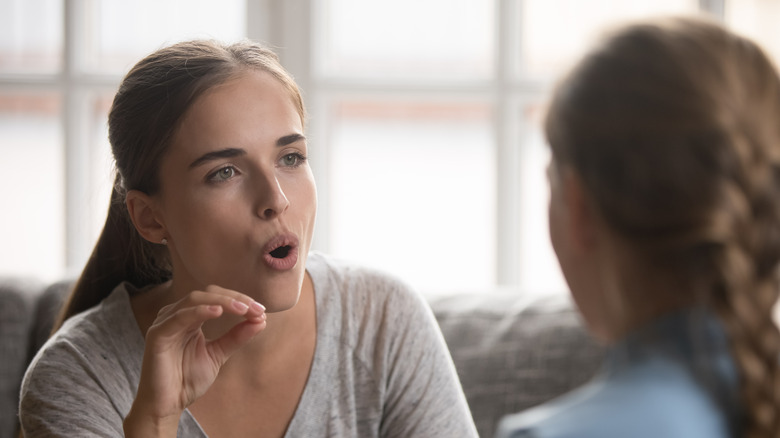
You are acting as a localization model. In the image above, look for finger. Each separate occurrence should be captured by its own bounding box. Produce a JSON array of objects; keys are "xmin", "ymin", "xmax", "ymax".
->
[
  {"xmin": 147, "ymin": 304, "xmax": 224, "ymax": 345},
  {"xmin": 201, "ymin": 285, "xmax": 266, "ymax": 318},
  {"xmin": 207, "ymin": 317, "xmax": 267, "ymax": 361},
  {"xmin": 158, "ymin": 289, "xmax": 265, "ymax": 320},
  {"xmin": 226, "ymin": 299, "xmax": 266, "ymax": 319}
]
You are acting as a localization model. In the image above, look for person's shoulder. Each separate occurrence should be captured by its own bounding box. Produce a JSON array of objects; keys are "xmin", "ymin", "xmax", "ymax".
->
[
  {"xmin": 44, "ymin": 282, "xmax": 131, "ymax": 344},
  {"xmin": 20, "ymin": 283, "xmax": 144, "ymax": 425},
  {"xmin": 22, "ymin": 283, "xmax": 139, "ymax": 389},
  {"xmin": 610, "ymin": 355, "xmax": 729, "ymax": 430},
  {"xmin": 21, "ymin": 316, "xmax": 101, "ymax": 399},
  {"xmin": 496, "ymin": 357, "xmax": 730, "ymax": 438},
  {"xmin": 495, "ymin": 379, "xmax": 606, "ymax": 438}
]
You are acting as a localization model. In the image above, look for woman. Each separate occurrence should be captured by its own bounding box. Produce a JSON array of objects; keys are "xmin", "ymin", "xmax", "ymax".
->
[
  {"xmin": 497, "ymin": 17, "xmax": 780, "ymax": 438},
  {"xmin": 19, "ymin": 40, "xmax": 478, "ymax": 437}
]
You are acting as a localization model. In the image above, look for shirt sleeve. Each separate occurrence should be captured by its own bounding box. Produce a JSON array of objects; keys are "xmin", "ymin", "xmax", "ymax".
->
[
  {"xmin": 19, "ymin": 339, "xmax": 126, "ymax": 437},
  {"xmin": 378, "ymin": 281, "xmax": 479, "ymax": 438}
]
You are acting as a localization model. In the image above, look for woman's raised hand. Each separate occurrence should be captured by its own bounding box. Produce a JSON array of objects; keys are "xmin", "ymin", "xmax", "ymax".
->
[{"xmin": 124, "ymin": 285, "xmax": 266, "ymax": 437}]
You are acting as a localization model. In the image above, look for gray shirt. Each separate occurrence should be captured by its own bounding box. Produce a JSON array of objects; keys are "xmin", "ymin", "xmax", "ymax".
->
[{"xmin": 20, "ymin": 252, "xmax": 478, "ymax": 437}]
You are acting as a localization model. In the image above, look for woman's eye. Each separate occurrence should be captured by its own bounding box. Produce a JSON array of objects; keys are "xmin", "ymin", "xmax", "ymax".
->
[
  {"xmin": 281, "ymin": 153, "xmax": 306, "ymax": 167},
  {"xmin": 209, "ymin": 166, "xmax": 236, "ymax": 182}
]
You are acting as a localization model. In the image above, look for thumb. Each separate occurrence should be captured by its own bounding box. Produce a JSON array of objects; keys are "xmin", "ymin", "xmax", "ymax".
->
[{"xmin": 206, "ymin": 318, "xmax": 267, "ymax": 363}]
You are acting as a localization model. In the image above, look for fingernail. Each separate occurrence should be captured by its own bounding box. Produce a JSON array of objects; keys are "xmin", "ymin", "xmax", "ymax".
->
[
  {"xmin": 232, "ymin": 300, "xmax": 249, "ymax": 312},
  {"xmin": 251, "ymin": 301, "xmax": 265, "ymax": 313}
]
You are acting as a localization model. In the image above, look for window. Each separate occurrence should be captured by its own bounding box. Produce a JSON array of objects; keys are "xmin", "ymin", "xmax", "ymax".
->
[
  {"xmin": 0, "ymin": 0, "xmax": 62, "ymax": 73},
  {"xmin": 315, "ymin": 0, "xmax": 494, "ymax": 81},
  {"xmin": 0, "ymin": 92, "xmax": 63, "ymax": 278},
  {"xmin": 327, "ymin": 100, "xmax": 496, "ymax": 294},
  {"xmin": 300, "ymin": 0, "xmax": 700, "ymax": 297},
  {"xmin": 724, "ymin": 0, "xmax": 780, "ymax": 64},
  {"xmin": 4, "ymin": 0, "xmax": 772, "ymax": 297}
]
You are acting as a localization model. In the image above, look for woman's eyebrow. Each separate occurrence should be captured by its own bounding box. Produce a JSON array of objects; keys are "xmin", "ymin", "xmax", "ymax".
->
[
  {"xmin": 189, "ymin": 148, "xmax": 246, "ymax": 169},
  {"xmin": 277, "ymin": 133, "xmax": 306, "ymax": 147},
  {"xmin": 187, "ymin": 134, "xmax": 304, "ymax": 169}
]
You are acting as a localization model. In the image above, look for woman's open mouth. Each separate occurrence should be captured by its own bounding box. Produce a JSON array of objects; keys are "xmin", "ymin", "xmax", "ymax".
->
[
  {"xmin": 269, "ymin": 245, "xmax": 291, "ymax": 258},
  {"xmin": 262, "ymin": 234, "xmax": 299, "ymax": 271}
]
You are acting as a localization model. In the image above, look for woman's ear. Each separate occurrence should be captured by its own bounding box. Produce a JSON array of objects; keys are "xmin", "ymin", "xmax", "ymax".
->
[
  {"xmin": 561, "ymin": 168, "xmax": 599, "ymax": 252},
  {"xmin": 125, "ymin": 190, "xmax": 167, "ymax": 244}
]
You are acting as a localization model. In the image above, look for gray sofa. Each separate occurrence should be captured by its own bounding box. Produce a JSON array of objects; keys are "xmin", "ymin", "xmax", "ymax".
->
[{"xmin": 0, "ymin": 278, "xmax": 604, "ymax": 438}]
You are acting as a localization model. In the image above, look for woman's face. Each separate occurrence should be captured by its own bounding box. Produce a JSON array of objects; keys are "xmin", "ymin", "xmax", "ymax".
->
[
  {"xmin": 154, "ymin": 70, "xmax": 316, "ymax": 312},
  {"xmin": 547, "ymin": 158, "xmax": 612, "ymax": 341}
]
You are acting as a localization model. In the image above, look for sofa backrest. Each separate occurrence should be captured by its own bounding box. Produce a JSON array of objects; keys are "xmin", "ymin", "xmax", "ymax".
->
[
  {"xmin": 0, "ymin": 278, "xmax": 43, "ymax": 438},
  {"xmin": 0, "ymin": 278, "xmax": 71, "ymax": 438},
  {"xmin": 429, "ymin": 291, "xmax": 604, "ymax": 438}
]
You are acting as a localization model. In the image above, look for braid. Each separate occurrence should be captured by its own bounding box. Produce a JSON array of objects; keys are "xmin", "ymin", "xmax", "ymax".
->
[
  {"xmin": 713, "ymin": 29, "xmax": 780, "ymax": 437},
  {"xmin": 711, "ymin": 138, "xmax": 780, "ymax": 437},
  {"xmin": 712, "ymin": 225, "xmax": 780, "ymax": 436}
]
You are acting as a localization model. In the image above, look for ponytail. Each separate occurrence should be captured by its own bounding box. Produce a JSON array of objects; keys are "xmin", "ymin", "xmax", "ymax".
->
[{"xmin": 52, "ymin": 175, "xmax": 171, "ymax": 331}]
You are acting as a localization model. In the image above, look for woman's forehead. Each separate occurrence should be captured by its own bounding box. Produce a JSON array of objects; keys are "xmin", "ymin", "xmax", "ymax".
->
[{"xmin": 168, "ymin": 71, "xmax": 303, "ymax": 158}]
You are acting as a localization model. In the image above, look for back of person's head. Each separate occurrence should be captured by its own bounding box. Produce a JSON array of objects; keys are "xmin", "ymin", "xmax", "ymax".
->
[
  {"xmin": 55, "ymin": 40, "xmax": 304, "ymax": 330},
  {"xmin": 545, "ymin": 15, "xmax": 780, "ymax": 436}
]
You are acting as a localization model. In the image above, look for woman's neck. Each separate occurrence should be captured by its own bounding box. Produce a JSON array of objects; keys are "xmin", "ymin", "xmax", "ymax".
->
[
  {"xmin": 588, "ymin": 233, "xmax": 698, "ymax": 344},
  {"xmin": 130, "ymin": 272, "xmax": 316, "ymax": 357}
]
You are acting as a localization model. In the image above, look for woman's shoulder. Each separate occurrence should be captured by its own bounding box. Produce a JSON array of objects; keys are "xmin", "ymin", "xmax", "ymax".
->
[
  {"xmin": 20, "ymin": 283, "xmax": 144, "ymax": 432},
  {"xmin": 22, "ymin": 283, "xmax": 144, "ymax": 394},
  {"xmin": 35, "ymin": 283, "xmax": 138, "ymax": 351},
  {"xmin": 496, "ymin": 356, "xmax": 731, "ymax": 438}
]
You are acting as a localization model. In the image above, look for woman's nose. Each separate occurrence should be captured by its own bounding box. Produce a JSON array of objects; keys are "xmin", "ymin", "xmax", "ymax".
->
[{"xmin": 255, "ymin": 174, "xmax": 290, "ymax": 220}]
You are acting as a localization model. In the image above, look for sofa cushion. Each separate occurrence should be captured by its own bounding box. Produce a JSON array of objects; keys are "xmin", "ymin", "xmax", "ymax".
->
[
  {"xmin": 0, "ymin": 277, "xmax": 44, "ymax": 438},
  {"xmin": 29, "ymin": 280, "xmax": 72, "ymax": 356},
  {"xmin": 430, "ymin": 291, "xmax": 605, "ymax": 438}
]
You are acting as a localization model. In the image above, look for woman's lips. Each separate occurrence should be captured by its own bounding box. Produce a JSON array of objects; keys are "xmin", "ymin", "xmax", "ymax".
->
[{"xmin": 262, "ymin": 234, "xmax": 299, "ymax": 271}]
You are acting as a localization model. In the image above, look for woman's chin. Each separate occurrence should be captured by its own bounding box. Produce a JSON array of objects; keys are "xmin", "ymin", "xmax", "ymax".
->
[
  {"xmin": 262, "ymin": 294, "xmax": 301, "ymax": 313},
  {"xmin": 245, "ymin": 279, "xmax": 305, "ymax": 312}
]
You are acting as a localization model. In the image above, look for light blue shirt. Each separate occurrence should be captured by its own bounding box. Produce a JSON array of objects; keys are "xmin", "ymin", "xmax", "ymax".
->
[{"xmin": 495, "ymin": 308, "xmax": 740, "ymax": 438}]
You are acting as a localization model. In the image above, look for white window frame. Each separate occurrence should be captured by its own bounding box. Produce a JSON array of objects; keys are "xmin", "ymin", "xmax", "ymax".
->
[
  {"xmin": 0, "ymin": 0, "xmax": 725, "ymax": 286},
  {"xmin": 261, "ymin": 0, "xmax": 724, "ymax": 290}
]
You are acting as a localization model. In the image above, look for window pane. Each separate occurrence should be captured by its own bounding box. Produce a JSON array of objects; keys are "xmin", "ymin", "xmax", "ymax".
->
[
  {"xmin": 725, "ymin": 0, "xmax": 780, "ymax": 67},
  {"xmin": 86, "ymin": 0, "xmax": 246, "ymax": 73},
  {"xmin": 0, "ymin": 94, "xmax": 64, "ymax": 280},
  {"xmin": 77, "ymin": 94, "xmax": 114, "ymax": 268},
  {"xmin": 329, "ymin": 100, "xmax": 495, "ymax": 295},
  {"xmin": 0, "ymin": 0, "xmax": 62, "ymax": 73},
  {"xmin": 317, "ymin": 0, "xmax": 494, "ymax": 80},
  {"xmin": 518, "ymin": 0, "xmax": 698, "ymax": 78}
]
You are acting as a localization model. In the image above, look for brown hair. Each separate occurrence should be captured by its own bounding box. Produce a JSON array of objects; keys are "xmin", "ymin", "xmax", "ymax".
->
[
  {"xmin": 53, "ymin": 40, "xmax": 305, "ymax": 330},
  {"xmin": 545, "ymin": 16, "xmax": 780, "ymax": 436}
]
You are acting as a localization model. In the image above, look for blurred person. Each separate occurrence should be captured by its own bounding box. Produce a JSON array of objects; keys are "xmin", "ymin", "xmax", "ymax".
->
[
  {"xmin": 496, "ymin": 16, "xmax": 780, "ymax": 438},
  {"xmin": 19, "ymin": 40, "xmax": 478, "ymax": 438}
]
